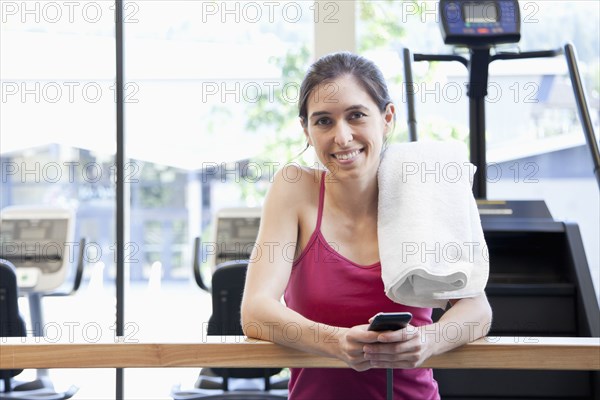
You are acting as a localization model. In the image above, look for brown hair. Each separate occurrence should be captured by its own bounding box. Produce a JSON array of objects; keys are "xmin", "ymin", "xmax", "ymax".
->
[{"xmin": 298, "ymin": 52, "xmax": 394, "ymax": 128}]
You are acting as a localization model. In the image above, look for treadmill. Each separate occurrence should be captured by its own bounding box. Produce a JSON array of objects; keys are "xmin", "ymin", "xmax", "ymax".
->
[
  {"xmin": 0, "ymin": 206, "xmax": 84, "ymax": 399},
  {"xmin": 404, "ymin": 1, "xmax": 600, "ymax": 398}
]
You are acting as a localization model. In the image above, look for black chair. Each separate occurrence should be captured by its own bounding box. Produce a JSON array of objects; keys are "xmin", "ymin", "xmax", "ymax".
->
[
  {"xmin": 0, "ymin": 259, "xmax": 77, "ymax": 400},
  {"xmin": 0, "ymin": 259, "xmax": 26, "ymax": 393},
  {"xmin": 172, "ymin": 260, "xmax": 288, "ymax": 399}
]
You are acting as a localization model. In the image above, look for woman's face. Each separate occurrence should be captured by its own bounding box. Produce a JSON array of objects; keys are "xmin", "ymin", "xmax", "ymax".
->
[{"xmin": 302, "ymin": 74, "xmax": 395, "ymax": 180}]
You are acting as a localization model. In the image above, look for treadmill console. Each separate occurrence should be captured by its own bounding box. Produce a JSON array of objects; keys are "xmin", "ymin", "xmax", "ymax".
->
[
  {"xmin": 0, "ymin": 206, "xmax": 75, "ymax": 292},
  {"xmin": 211, "ymin": 207, "xmax": 261, "ymax": 268},
  {"xmin": 440, "ymin": 0, "xmax": 520, "ymax": 46}
]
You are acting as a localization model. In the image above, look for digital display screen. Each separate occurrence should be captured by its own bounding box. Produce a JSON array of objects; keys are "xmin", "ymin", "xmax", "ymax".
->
[
  {"xmin": 463, "ymin": 3, "xmax": 498, "ymax": 23},
  {"xmin": 237, "ymin": 226, "xmax": 259, "ymax": 239},
  {"xmin": 19, "ymin": 227, "xmax": 47, "ymax": 240},
  {"xmin": 440, "ymin": 0, "xmax": 520, "ymax": 45}
]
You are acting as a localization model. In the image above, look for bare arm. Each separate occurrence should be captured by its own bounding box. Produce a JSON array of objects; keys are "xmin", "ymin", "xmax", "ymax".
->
[
  {"xmin": 241, "ymin": 166, "xmax": 380, "ymax": 371},
  {"xmin": 362, "ymin": 294, "xmax": 492, "ymax": 369},
  {"xmin": 428, "ymin": 294, "xmax": 493, "ymax": 354}
]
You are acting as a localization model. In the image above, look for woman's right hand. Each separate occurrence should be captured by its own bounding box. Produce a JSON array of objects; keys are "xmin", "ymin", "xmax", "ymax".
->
[{"xmin": 335, "ymin": 325, "xmax": 380, "ymax": 371}]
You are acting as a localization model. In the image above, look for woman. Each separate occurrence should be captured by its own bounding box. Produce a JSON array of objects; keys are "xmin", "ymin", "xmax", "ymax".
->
[{"xmin": 241, "ymin": 52, "xmax": 492, "ymax": 400}]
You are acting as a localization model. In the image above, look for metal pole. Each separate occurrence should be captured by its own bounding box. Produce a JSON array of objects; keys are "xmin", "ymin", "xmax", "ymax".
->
[
  {"xmin": 467, "ymin": 47, "xmax": 491, "ymax": 199},
  {"xmin": 403, "ymin": 48, "xmax": 418, "ymax": 142},
  {"xmin": 564, "ymin": 43, "xmax": 600, "ymax": 189},
  {"xmin": 28, "ymin": 293, "xmax": 50, "ymax": 381},
  {"xmin": 115, "ymin": 0, "xmax": 125, "ymax": 398},
  {"xmin": 469, "ymin": 97, "xmax": 487, "ymax": 199}
]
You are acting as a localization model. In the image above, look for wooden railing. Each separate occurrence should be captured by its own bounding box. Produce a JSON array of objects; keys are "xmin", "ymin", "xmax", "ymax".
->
[{"xmin": 1, "ymin": 337, "xmax": 599, "ymax": 371}]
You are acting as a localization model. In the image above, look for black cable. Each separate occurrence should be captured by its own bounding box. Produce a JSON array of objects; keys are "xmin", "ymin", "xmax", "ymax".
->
[{"xmin": 386, "ymin": 368, "xmax": 393, "ymax": 400}]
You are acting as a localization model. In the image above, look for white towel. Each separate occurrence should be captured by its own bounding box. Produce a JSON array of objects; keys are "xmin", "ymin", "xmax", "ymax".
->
[{"xmin": 377, "ymin": 140, "xmax": 489, "ymax": 308}]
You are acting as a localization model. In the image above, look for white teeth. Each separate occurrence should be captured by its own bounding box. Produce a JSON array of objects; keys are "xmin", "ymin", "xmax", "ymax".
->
[{"xmin": 336, "ymin": 149, "xmax": 361, "ymax": 160}]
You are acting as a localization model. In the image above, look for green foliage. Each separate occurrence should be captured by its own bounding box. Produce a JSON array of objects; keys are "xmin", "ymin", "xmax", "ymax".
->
[
  {"xmin": 245, "ymin": 46, "xmax": 311, "ymax": 134},
  {"xmin": 358, "ymin": 0, "xmax": 407, "ymax": 53},
  {"xmin": 239, "ymin": 46, "xmax": 312, "ymax": 202}
]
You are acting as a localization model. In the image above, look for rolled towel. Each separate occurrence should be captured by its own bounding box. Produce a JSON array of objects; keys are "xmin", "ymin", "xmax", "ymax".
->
[{"xmin": 377, "ymin": 140, "xmax": 489, "ymax": 308}]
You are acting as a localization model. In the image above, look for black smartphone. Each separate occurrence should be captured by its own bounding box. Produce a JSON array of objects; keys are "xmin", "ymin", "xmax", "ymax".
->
[{"xmin": 368, "ymin": 312, "xmax": 413, "ymax": 331}]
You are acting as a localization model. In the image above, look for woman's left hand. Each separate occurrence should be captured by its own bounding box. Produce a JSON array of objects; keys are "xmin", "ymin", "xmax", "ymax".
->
[{"xmin": 361, "ymin": 324, "xmax": 434, "ymax": 369}]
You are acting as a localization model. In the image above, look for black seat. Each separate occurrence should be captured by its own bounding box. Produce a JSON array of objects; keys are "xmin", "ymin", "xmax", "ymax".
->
[
  {"xmin": 0, "ymin": 259, "xmax": 26, "ymax": 392},
  {"xmin": 172, "ymin": 260, "xmax": 288, "ymax": 399},
  {"xmin": 206, "ymin": 261, "xmax": 283, "ymax": 387},
  {"xmin": 0, "ymin": 259, "xmax": 78, "ymax": 400}
]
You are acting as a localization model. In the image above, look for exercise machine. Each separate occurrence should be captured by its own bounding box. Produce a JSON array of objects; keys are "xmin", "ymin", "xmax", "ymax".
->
[
  {"xmin": 193, "ymin": 207, "xmax": 262, "ymax": 292},
  {"xmin": 0, "ymin": 206, "xmax": 85, "ymax": 399},
  {"xmin": 404, "ymin": 1, "xmax": 599, "ymax": 398},
  {"xmin": 172, "ymin": 208, "xmax": 288, "ymax": 399}
]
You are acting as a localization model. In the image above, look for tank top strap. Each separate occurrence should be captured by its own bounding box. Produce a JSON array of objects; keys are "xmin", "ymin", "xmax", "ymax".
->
[{"xmin": 315, "ymin": 170, "xmax": 326, "ymax": 230}]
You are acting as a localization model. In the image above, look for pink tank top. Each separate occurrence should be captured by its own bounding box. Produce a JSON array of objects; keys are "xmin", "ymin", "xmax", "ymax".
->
[{"xmin": 284, "ymin": 171, "xmax": 440, "ymax": 400}]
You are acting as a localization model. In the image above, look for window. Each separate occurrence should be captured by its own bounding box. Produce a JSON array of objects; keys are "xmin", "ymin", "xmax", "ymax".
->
[{"xmin": 1, "ymin": 1, "xmax": 117, "ymax": 396}]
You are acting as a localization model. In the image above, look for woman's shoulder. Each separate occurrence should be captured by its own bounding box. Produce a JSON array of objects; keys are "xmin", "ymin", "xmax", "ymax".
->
[
  {"xmin": 273, "ymin": 164, "xmax": 323, "ymax": 190},
  {"xmin": 267, "ymin": 164, "xmax": 323, "ymax": 207}
]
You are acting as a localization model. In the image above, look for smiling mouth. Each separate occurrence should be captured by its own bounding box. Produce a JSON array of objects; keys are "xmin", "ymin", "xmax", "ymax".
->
[{"xmin": 332, "ymin": 148, "xmax": 364, "ymax": 161}]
